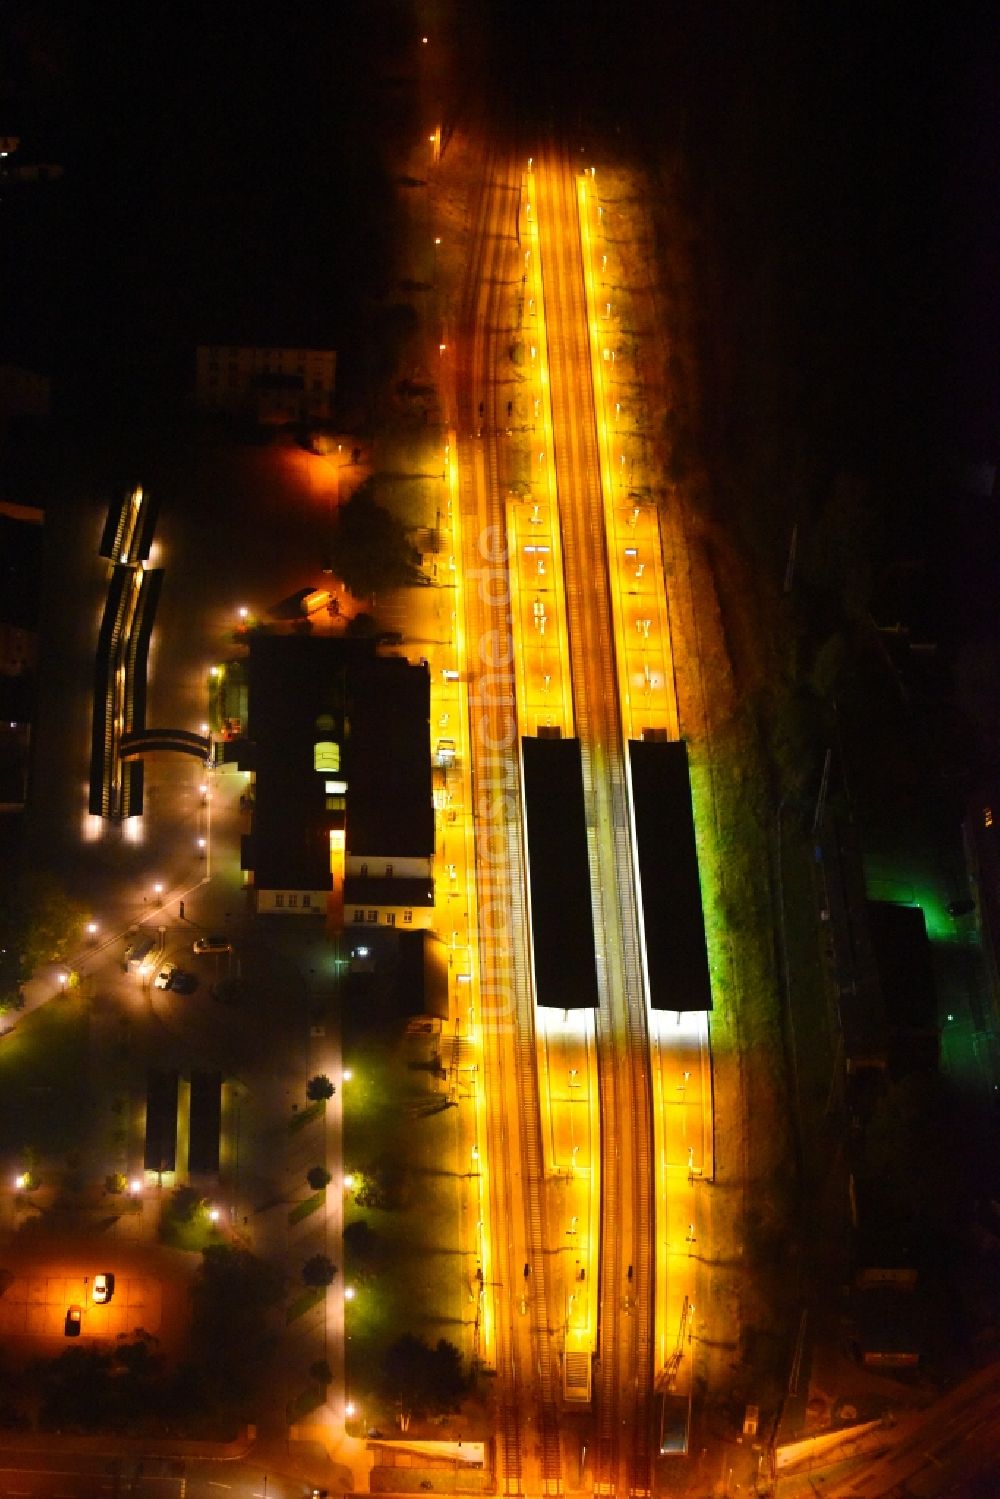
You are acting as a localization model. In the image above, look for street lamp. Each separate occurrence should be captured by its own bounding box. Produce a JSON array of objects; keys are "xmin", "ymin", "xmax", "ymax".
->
[
  {"xmin": 86, "ymin": 921, "xmax": 99, "ymax": 942},
  {"xmin": 129, "ymin": 1178, "xmax": 142, "ymax": 1195},
  {"xmin": 344, "ymin": 1285, "xmax": 356, "ymax": 1302},
  {"xmin": 342, "ymin": 1069, "xmax": 353, "ymax": 1083},
  {"xmin": 153, "ymin": 882, "xmax": 164, "ymax": 898}
]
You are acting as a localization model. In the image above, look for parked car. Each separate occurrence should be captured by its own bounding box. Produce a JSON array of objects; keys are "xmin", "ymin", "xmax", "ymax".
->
[
  {"xmin": 64, "ymin": 1305, "xmax": 82, "ymax": 1336},
  {"xmin": 92, "ymin": 1272, "xmax": 115, "ymax": 1304},
  {"xmin": 153, "ymin": 962, "xmax": 176, "ymax": 990},
  {"xmin": 169, "ymin": 969, "xmax": 198, "ymax": 994},
  {"xmin": 193, "ymin": 935, "xmax": 232, "ymax": 955}
]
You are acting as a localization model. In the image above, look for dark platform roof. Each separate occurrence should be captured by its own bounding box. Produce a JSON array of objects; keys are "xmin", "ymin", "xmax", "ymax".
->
[
  {"xmin": 345, "ymin": 657, "xmax": 433, "ymax": 859},
  {"xmin": 866, "ymin": 902, "xmax": 937, "ymax": 1030},
  {"xmin": 343, "ymin": 875, "xmax": 434, "ymax": 909},
  {"xmin": 246, "ymin": 634, "xmax": 431, "ymax": 893},
  {"xmin": 866, "ymin": 901, "xmax": 939, "ymax": 1074},
  {"xmin": 389, "ymin": 929, "xmax": 449, "ymax": 1019},
  {"xmin": 628, "ymin": 739, "xmax": 713, "ymax": 1012},
  {"xmin": 521, "ymin": 736, "xmax": 598, "ymax": 1010}
]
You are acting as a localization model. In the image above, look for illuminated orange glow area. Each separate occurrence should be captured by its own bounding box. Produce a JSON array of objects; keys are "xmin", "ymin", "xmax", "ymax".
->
[{"xmin": 328, "ymin": 827, "xmax": 346, "ymax": 928}]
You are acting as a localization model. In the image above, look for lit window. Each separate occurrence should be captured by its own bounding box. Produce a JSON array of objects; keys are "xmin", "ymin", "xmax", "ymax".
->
[
  {"xmin": 403, "ymin": 909, "xmax": 413, "ymax": 925},
  {"xmin": 314, "ymin": 741, "xmax": 341, "ymax": 773},
  {"xmin": 986, "ymin": 807, "xmax": 994, "ymax": 829},
  {"xmin": 386, "ymin": 912, "xmax": 396, "ymax": 926},
  {"xmin": 325, "ymin": 779, "xmax": 347, "ymax": 794},
  {"xmin": 367, "ymin": 910, "xmax": 378, "ymax": 923},
  {"xmin": 275, "ymin": 893, "xmax": 285, "ymax": 908}
]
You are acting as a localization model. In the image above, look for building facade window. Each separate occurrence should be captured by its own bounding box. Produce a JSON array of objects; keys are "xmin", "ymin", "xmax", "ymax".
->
[
  {"xmin": 288, "ymin": 894, "xmax": 298, "ymax": 908},
  {"xmin": 354, "ymin": 910, "xmax": 365, "ymax": 923},
  {"xmin": 367, "ymin": 910, "xmax": 378, "ymax": 923},
  {"xmin": 403, "ymin": 909, "xmax": 413, "ymax": 924},
  {"xmin": 275, "ymin": 893, "xmax": 285, "ymax": 908},
  {"xmin": 360, "ymin": 863, "xmax": 368, "ymax": 877},
  {"xmin": 302, "ymin": 894, "xmax": 312, "ymax": 908},
  {"xmin": 386, "ymin": 912, "xmax": 396, "ymax": 927},
  {"xmin": 386, "ymin": 863, "xmax": 394, "ymax": 877}
]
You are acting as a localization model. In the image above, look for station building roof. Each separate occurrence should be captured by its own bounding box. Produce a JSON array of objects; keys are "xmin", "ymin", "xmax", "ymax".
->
[{"xmin": 245, "ymin": 634, "xmax": 432, "ymax": 893}]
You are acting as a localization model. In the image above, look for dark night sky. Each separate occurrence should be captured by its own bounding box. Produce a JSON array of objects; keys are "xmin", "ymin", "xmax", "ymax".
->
[
  {"xmin": 2, "ymin": 0, "xmax": 997, "ymax": 637},
  {"xmin": 1, "ymin": 0, "xmax": 412, "ymax": 415}
]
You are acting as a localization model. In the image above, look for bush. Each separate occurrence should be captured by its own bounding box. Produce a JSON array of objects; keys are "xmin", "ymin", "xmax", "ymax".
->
[
  {"xmin": 302, "ymin": 1255, "xmax": 337, "ymax": 1289},
  {"xmin": 306, "ymin": 1166, "xmax": 331, "ymax": 1191},
  {"xmin": 306, "ymin": 1074, "xmax": 335, "ymax": 1102}
]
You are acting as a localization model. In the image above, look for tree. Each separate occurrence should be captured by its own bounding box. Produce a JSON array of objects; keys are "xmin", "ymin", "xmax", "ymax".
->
[
  {"xmin": 0, "ymin": 869, "xmax": 86, "ymax": 1000},
  {"xmin": 306, "ymin": 1165, "xmax": 331, "ymax": 1191},
  {"xmin": 343, "ymin": 1218, "xmax": 379, "ymax": 1264},
  {"xmin": 302, "ymin": 1254, "xmax": 337, "ymax": 1288},
  {"xmin": 377, "ymin": 1334, "xmax": 466, "ymax": 1419},
  {"xmin": 355, "ymin": 1153, "xmax": 408, "ymax": 1211},
  {"xmin": 189, "ymin": 1246, "xmax": 283, "ymax": 1413},
  {"xmin": 343, "ymin": 1218, "xmax": 380, "ymax": 1286},
  {"xmin": 328, "ymin": 488, "xmax": 422, "ymax": 601},
  {"xmin": 306, "ymin": 1074, "xmax": 335, "ymax": 1102}
]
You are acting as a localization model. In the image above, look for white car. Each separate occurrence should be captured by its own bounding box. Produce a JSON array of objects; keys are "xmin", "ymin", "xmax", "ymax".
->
[
  {"xmin": 92, "ymin": 1272, "xmax": 115, "ymax": 1304},
  {"xmin": 153, "ymin": 963, "xmax": 176, "ymax": 990}
]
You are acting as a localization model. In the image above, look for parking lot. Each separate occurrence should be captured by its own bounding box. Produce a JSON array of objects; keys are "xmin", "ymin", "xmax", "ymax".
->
[{"xmin": 0, "ymin": 1272, "xmax": 162, "ymax": 1340}]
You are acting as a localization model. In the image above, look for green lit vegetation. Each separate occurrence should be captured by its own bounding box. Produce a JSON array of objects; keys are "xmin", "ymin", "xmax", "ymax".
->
[
  {"xmin": 341, "ymin": 1012, "xmax": 469, "ymax": 1422},
  {"xmin": 159, "ymin": 1187, "xmax": 226, "ymax": 1252},
  {"xmin": 286, "ymin": 1287, "xmax": 325, "ymax": 1324},
  {"xmin": 0, "ymin": 990, "xmax": 89, "ymax": 1158},
  {"xmin": 0, "ymin": 871, "xmax": 86, "ymax": 1006},
  {"xmin": 288, "ymin": 1191, "xmax": 324, "ymax": 1227},
  {"xmin": 288, "ymin": 1100, "xmax": 324, "ymax": 1134},
  {"xmin": 286, "ymin": 1384, "xmax": 326, "ymax": 1422}
]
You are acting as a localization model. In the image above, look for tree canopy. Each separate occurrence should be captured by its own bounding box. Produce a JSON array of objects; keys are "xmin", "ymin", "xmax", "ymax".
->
[
  {"xmin": 329, "ymin": 487, "xmax": 421, "ymax": 601},
  {"xmin": 302, "ymin": 1254, "xmax": 337, "ymax": 1288},
  {"xmin": 188, "ymin": 1246, "xmax": 283, "ymax": 1413},
  {"xmin": 376, "ymin": 1334, "xmax": 466, "ymax": 1418},
  {"xmin": 0, "ymin": 869, "xmax": 85, "ymax": 1001}
]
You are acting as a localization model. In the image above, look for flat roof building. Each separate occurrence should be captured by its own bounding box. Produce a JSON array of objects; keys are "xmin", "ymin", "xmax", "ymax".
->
[
  {"xmin": 195, "ymin": 345, "xmax": 336, "ymax": 424},
  {"xmin": 240, "ymin": 635, "xmax": 433, "ymax": 924}
]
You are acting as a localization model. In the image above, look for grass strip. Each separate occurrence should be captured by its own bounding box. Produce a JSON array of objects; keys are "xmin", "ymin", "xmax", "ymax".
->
[
  {"xmin": 288, "ymin": 1191, "xmax": 324, "ymax": 1226},
  {"xmin": 285, "ymin": 1286, "xmax": 325, "ymax": 1324}
]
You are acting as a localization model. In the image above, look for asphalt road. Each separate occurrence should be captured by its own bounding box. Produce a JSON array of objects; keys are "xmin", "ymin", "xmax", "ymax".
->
[{"xmin": 0, "ymin": 1451, "xmax": 328, "ymax": 1499}]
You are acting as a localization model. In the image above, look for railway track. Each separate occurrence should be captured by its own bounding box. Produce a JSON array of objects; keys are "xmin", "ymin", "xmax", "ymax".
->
[
  {"xmin": 454, "ymin": 132, "xmax": 561, "ymax": 1495},
  {"xmin": 535, "ymin": 147, "xmax": 656, "ymax": 1496}
]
